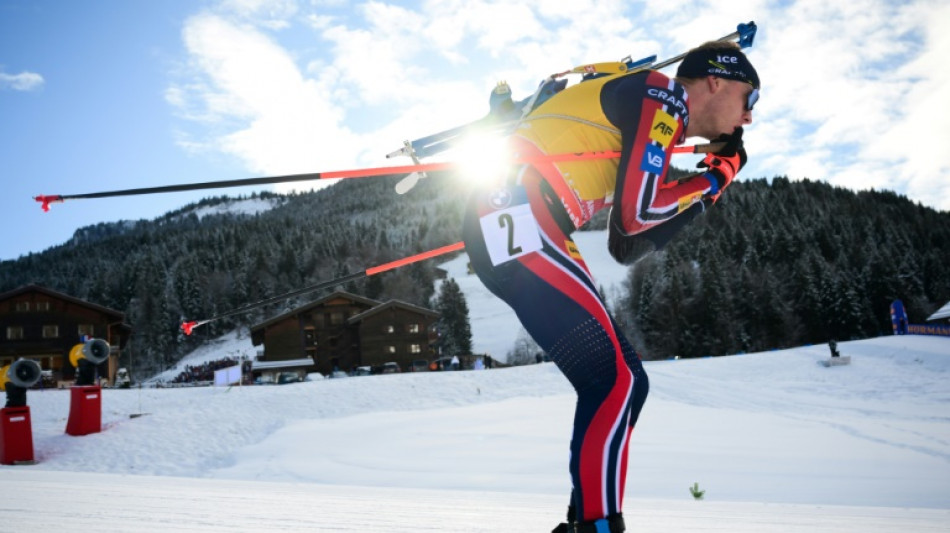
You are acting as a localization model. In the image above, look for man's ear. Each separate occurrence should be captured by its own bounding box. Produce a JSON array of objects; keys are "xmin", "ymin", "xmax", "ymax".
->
[{"xmin": 706, "ymin": 75, "xmax": 721, "ymax": 94}]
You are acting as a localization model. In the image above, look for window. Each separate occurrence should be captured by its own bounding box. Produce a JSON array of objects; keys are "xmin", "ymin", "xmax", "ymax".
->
[
  {"xmin": 36, "ymin": 301, "xmax": 50, "ymax": 311},
  {"xmin": 330, "ymin": 312, "xmax": 344, "ymax": 325},
  {"xmin": 386, "ymin": 345, "xmax": 396, "ymax": 354},
  {"xmin": 6, "ymin": 326, "xmax": 24, "ymax": 340},
  {"xmin": 385, "ymin": 325, "xmax": 395, "ymax": 334},
  {"xmin": 42, "ymin": 325, "xmax": 59, "ymax": 339},
  {"xmin": 408, "ymin": 323, "xmax": 420, "ymax": 333},
  {"xmin": 78, "ymin": 324, "xmax": 95, "ymax": 337},
  {"xmin": 410, "ymin": 344, "xmax": 422, "ymax": 354},
  {"xmin": 15, "ymin": 301, "xmax": 29, "ymax": 312}
]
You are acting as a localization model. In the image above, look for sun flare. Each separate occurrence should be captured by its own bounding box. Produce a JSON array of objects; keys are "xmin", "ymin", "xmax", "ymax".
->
[{"xmin": 450, "ymin": 132, "xmax": 513, "ymax": 188}]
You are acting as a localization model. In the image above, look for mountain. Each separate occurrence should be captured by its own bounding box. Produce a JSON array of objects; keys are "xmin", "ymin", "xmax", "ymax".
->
[{"xmin": 1, "ymin": 173, "xmax": 948, "ymax": 373}]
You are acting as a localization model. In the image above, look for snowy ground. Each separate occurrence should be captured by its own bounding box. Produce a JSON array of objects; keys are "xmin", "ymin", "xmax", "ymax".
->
[
  {"xmin": 2, "ymin": 231, "xmax": 949, "ymax": 531},
  {"xmin": 2, "ymin": 335, "xmax": 948, "ymax": 531}
]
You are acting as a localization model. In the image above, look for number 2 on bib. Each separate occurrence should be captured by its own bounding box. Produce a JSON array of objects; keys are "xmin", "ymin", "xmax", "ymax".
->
[{"xmin": 480, "ymin": 204, "xmax": 543, "ymax": 266}]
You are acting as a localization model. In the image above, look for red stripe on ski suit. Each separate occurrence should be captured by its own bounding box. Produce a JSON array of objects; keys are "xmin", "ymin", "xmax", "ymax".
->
[{"xmin": 518, "ymin": 165, "xmax": 637, "ymax": 521}]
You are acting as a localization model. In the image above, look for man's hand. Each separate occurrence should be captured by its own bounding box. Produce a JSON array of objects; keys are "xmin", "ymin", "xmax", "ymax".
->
[{"xmin": 698, "ymin": 127, "xmax": 747, "ymax": 196}]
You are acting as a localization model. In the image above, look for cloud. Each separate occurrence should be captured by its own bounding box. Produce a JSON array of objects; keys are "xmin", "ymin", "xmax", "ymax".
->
[
  {"xmin": 739, "ymin": 0, "xmax": 949, "ymax": 210},
  {"xmin": 167, "ymin": 10, "xmax": 361, "ymax": 183},
  {"xmin": 0, "ymin": 69, "xmax": 44, "ymax": 91},
  {"xmin": 165, "ymin": 0, "xmax": 949, "ymax": 212},
  {"xmin": 873, "ymin": 1, "xmax": 950, "ymax": 210},
  {"xmin": 217, "ymin": 0, "xmax": 299, "ymax": 29}
]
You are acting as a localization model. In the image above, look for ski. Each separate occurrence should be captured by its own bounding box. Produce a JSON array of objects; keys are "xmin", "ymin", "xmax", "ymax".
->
[{"xmin": 385, "ymin": 21, "xmax": 757, "ymax": 193}]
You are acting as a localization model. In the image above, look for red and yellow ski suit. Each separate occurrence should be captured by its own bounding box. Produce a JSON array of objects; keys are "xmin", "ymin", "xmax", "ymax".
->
[{"xmin": 462, "ymin": 68, "xmax": 720, "ymax": 523}]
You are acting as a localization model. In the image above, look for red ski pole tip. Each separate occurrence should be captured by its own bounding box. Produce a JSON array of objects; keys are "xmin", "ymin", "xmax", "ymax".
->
[
  {"xmin": 181, "ymin": 321, "xmax": 198, "ymax": 336},
  {"xmin": 34, "ymin": 195, "xmax": 62, "ymax": 212}
]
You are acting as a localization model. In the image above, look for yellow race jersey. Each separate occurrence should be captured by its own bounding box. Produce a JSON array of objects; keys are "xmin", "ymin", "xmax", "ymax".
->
[{"xmin": 512, "ymin": 68, "xmax": 709, "ymax": 234}]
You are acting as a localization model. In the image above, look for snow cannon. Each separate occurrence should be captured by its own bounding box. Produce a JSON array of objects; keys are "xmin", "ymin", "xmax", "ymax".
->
[
  {"xmin": 1, "ymin": 359, "xmax": 42, "ymax": 409},
  {"xmin": 65, "ymin": 339, "xmax": 109, "ymax": 436},
  {"xmin": 69, "ymin": 338, "xmax": 110, "ymax": 387},
  {"xmin": 0, "ymin": 359, "xmax": 42, "ymax": 391},
  {"xmin": 69, "ymin": 338, "xmax": 110, "ymax": 368},
  {"xmin": 1, "ymin": 359, "xmax": 41, "ymax": 464}
]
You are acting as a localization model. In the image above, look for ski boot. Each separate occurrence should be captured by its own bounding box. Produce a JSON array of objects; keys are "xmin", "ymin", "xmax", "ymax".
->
[
  {"xmin": 551, "ymin": 505, "xmax": 576, "ymax": 533},
  {"xmin": 573, "ymin": 514, "xmax": 625, "ymax": 533}
]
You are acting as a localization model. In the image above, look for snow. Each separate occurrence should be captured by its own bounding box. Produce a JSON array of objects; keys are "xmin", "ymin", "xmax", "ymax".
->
[
  {"xmin": 2, "ymin": 235, "xmax": 950, "ymax": 531},
  {"xmin": 186, "ymin": 196, "xmax": 282, "ymax": 221},
  {"xmin": 928, "ymin": 300, "xmax": 950, "ymax": 322}
]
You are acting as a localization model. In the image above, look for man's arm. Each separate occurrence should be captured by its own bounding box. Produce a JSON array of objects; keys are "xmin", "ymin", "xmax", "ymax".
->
[
  {"xmin": 608, "ymin": 200, "xmax": 709, "ymax": 264},
  {"xmin": 601, "ymin": 72, "xmax": 717, "ymax": 263}
]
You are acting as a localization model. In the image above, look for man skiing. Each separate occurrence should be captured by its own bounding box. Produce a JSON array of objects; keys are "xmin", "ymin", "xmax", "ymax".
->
[{"xmin": 461, "ymin": 40, "xmax": 759, "ymax": 532}]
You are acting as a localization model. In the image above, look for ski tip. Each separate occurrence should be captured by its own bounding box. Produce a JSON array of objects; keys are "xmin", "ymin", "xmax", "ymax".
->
[{"xmin": 737, "ymin": 21, "xmax": 757, "ymax": 48}]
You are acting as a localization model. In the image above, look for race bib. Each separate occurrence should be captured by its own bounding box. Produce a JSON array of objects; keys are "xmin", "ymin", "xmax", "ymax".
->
[{"xmin": 479, "ymin": 187, "xmax": 543, "ymax": 266}]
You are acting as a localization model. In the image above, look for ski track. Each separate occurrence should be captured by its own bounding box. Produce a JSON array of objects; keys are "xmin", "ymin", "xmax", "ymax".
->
[
  {"xmin": 3, "ymin": 336, "xmax": 949, "ymax": 529},
  {"xmin": 2, "ymin": 470, "xmax": 948, "ymax": 532}
]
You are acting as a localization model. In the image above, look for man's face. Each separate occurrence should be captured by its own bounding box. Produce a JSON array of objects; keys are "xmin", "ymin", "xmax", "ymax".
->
[{"xmin": 707, "ymin": 78, "xmax": 754, "ymax": 137}]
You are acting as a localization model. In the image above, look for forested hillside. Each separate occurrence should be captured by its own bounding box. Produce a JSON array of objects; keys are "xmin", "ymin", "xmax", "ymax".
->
[
  {"xmin": 1, "ymin": 173, "xmax": 947, "ymax": 370},
  {"xmin": 619, "ymin": 177, "xmax": 950, "ymax": 359},
  {"xmin": 0, "ymin": 174, "xmax": 468, "ymax": 374}
]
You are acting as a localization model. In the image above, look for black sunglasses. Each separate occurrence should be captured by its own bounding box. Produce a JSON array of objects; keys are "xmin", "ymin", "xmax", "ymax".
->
[{"xmin": 746, "ymin": 87, "xmax": 759, "ymax": 111}]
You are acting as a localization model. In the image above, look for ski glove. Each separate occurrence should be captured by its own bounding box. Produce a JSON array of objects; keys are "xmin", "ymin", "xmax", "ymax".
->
[{"xmin": 698, "ymin": 127, "xmax": 747, "ymax": 196}]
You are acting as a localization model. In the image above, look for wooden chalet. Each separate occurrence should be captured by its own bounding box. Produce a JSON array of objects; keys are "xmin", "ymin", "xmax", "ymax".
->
[
  {"xmin": 0, "ymin": 284, "xmax": 131, "ymax": 387},
  {"xmin": 250, "ymin": 291, "xmax": 440, "ymax": 376}
]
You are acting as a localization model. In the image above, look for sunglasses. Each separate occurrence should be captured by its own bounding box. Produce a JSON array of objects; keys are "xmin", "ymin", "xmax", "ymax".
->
[{"xmin": 745, "ymin": 87, "xmax": 759, "ymax": 111}]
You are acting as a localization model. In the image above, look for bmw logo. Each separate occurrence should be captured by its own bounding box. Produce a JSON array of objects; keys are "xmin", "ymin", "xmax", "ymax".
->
[{"xmin": 488, "ymin": 188, "xmax": 512, "ymax": 209}]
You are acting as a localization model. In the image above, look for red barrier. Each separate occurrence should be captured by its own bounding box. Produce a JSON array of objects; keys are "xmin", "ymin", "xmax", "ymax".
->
[
  {"xmin": 66, "ymin": 385, "xmax": 102, "ymax": 436},
  {"xmin": 0, "ymin": 406, "xmax": 35, "ymax": 464}
]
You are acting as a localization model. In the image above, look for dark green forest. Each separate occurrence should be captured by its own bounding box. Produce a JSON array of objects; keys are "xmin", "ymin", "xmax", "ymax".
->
[
  {"xmin": 1, "ymin": 173, "xmax": 947, "ymax": 371},
  {"xmin": 618, "ymin": 177, "xmax": 950, "ymax": 359}
]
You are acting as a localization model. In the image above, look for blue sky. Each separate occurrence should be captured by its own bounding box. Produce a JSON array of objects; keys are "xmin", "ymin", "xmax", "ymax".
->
[{"xmin": 1, "ymin": 0, "xmax": 948, "ymax": 261}]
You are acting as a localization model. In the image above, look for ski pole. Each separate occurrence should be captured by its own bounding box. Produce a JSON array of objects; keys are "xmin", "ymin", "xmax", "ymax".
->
[
  {"xmin": 34, "ymin": 143, "xmax": 722, "ymax": 211},
  {"xmin": 180, "ymin": 241, "xmax": 466, "ymax": 336}
]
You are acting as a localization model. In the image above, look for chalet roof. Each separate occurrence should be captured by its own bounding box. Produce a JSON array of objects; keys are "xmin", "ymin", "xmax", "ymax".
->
[
  {"xmin": 0, "ymin": 284, "xmax": 127, "ymax": 321},
  {"xmin": 250, "ymin": 291, "xmax": 382, "ymax": 333},
  {"xmin": 927, "ymin": 301, "xmax": 950, "ymax": 322},
  {"xmin": 348, "ymin": 299, "xmax": 439, "ymax": 324}
]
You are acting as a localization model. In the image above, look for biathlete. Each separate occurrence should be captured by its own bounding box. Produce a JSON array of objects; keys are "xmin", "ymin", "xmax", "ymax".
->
[{"xmin": 461, "ymin": 41, "xmax": 759, "ymax": 533}]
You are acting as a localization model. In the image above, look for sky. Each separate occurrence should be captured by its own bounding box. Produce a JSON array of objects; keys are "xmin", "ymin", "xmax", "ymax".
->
[{"xmin": 2, "ymin": 0, "xmax": 949, "ymax": 261}]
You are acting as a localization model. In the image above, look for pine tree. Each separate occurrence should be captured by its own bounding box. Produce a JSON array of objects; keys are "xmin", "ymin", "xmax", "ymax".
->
[{"xmin": 432, "ymin": 278, "xmax": 473, "ymax": 356}]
